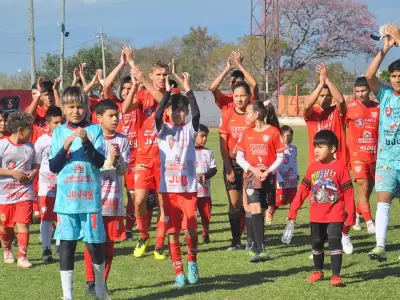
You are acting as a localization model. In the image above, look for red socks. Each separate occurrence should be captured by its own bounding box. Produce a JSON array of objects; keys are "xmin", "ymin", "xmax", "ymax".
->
[
  {"xmin": 169, "ymin": 241, "xmax": 183, "ymax": 275},
  {"xmin": 197, "ymin": 197, "xmax": 211, "ymax": 236},
  {"xmin": 17, "ymin": 232, "xmax": 29, "ymax": 258},
  {"xmin": 155, "ymin": 221, "xmax": 167, "ymax": 249},
  {"xmin": 342, "ymin": 224, "xmax": 350, "ymax": 235},
  {"xmin": 359, "ymin": 203, "xmax": 372, "ymax": 222},
  {"xmin": 0, "ymin": 229, "xmax": 13, "ymax": 251},
  {"xmin": 136, "ymin": 215, "xmax": 149, "ymax": 239},
  {"xmin": 185, "ymin": 234, "xmax": 198, "ymax": 263}
]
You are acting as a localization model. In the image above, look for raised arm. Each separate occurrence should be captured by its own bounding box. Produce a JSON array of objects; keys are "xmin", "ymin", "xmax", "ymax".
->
[
  {"xmin": 52, "ymin": 77, "xmax": 61, "ymax": 107},
  {"xmin": 182, "ymin": 72, "xmax": 200, "ymax": 131},
  {"xmin": 304, "ymin": 80, "xmax": 324, "ymax": 118},
  {"xmin": 231, "ymin": 50, "xmax": 259, "ymax": 100},
  {"xmin": 25, "ymin": 77, "xmax": 43, "ymax": 116},
  {"xmin": 71, "ymin": 68, "xmax": 79, "ymax": 87},
  {"xmin": 366, "ymin": 27, "xmax": 399, "ymax": 94},
  {"xmin": 104, "ymin": 49, "xmax": 127, "ymax": 99},
  {"xmin": 316, "ymin": 64, "xmax": 346, "ymax": 115},
  {"xmin": 171, "ymin": 58, "xmax": 185, "ymax": 88},
  {"xmin": 84, "ymin": 70, "xmax": 101, "ymax": 94},
  {"xmin": 155, "ymin": 91, "xmax": 171, "ymax": 133},
  {"xmin": 79, "ymin": 63, "xmax": 88, "ymax": 89},
  {"xmin": 210, "ymin": 57, "xmax": 233, "ymax": 105}
]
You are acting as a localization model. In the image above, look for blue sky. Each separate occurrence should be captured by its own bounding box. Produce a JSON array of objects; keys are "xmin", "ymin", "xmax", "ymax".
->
[{"xmin": 0, "ymin": 0, "xmax": 399, "ymax": 75}]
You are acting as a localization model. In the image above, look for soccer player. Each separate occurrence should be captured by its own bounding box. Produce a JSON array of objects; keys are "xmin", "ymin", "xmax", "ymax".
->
[
  {"xmin": 288, "ymin": 130, "xmax": 356, "ymax": 287},
  {"xmin": 156, "ymin": 73, "xmax": 200, "ymax": 288},
  {"xmin": 35, "ymin": 107, "xmax": 64, "ymax": 263},
  {"xmin": 365, "ymin": 25, "xmax": 400, "ymax": 261},
  {"xmin": 123, "ymin": 59, "xmax": 169, "ymax": 260},
  {"xmin": 210, "ymin": 50, "xmax": 259, "ymax": 111},
  {"xmin": 236, "ymin": 101, "xmax": 286, "ymax": 262},
  {"xmin": 346, "ymin": 77, "xmax": 379, "ymax": 233},
  {"xmin": 195, "ymin": 124, "xmax": 217, "ymax": 244},
  {"xmin": 219, "ymin": 81, "xmax": 252, "ymax": 250},
  {"xmin": 49, "ymin": 87, "xmax": 107, "ymax": 300},
  {"xmin": 0, "ymin": 110, "xmax": 36, "ymax": 268},
  {"xmin": 102, "ymin": 47, "xmax": 139, "ymax": 242},
  {"xmin": 84, "ymin": 99, "xmax": 130, "ymax": 297},
  {"xmin": 276, "ymin": 125, "xmax": 299, "ymax": 208},
  {"xmin": 304, "ymin": 64, "xmax": 353, "ymax": 254}
]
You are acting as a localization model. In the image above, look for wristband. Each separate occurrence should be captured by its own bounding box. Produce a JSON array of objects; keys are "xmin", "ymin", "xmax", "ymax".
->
[{"xmin": 129, "ymin": 60, "xmax": 135, "ymax": 66}]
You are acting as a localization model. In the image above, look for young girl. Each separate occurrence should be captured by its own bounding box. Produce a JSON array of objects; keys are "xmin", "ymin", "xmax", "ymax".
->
[{"xmin": 236, "ymin": 101, "xmax": 286, "ymax": 262}]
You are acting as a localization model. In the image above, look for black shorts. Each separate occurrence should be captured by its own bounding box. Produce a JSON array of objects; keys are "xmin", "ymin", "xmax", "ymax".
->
[
  {"xmin": 223, "ymin": 159, "xmax": 244, "ymax": 191},
  {"xmin": 245, "ymin": 174, "xmax": 275, "ymax": 209},
  {"xmin": 310, "ymin": 222, "xmax": 343, "ymax": 251}
]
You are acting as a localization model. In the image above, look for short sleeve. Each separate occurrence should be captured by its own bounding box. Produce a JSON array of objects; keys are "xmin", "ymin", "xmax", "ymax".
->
[
  {"xmin": 273, "ymin": 130, "xmax": 286, "ymax": 154},
  {"xmin": 135, "ymin": 89, "xmax": 146, "ymax": 106},
  {"xmin": 218, "ymin": 110, "xmax": 229, "ymax": 135}
]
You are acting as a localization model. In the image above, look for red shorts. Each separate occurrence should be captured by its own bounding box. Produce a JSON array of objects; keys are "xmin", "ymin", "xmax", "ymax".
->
[
  {"xmin": 124, "ymin": 168, "xmax": 135, "ymax": 190},
  {"xmin": 276, "ymin": 188, "xmax": 297, "ymax": 207},
  {"xmin": 134, "ymin": 156, "xmax": 160, "ymax": 190},
  {"xmin": 39, "ymin": 196, "xmax": 57, "ymax": 221},
  {"xmin": 0, "ymin": 201, "xmax": 33, "ymax": 227},
  {"xmin": 351, "ymin": 161, "xmax": 376, "ymax": 181},
  {"xmin": 162, "ymin": 193, "xmax": 197, "ymax": 234},
  {"xmin": 103, "ymin": 216, "xmax": 126, "ymax": 241}
]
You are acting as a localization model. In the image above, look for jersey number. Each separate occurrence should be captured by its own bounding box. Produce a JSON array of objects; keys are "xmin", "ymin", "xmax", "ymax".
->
[{"xmin": 91, "ymin": 214, "xmax": 97, "ymax": 230}]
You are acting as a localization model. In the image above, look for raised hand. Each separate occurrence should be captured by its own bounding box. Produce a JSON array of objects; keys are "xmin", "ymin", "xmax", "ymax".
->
[
  {"xmin": 315, "ymin": 64, "xmax": 328, "ymax": 83},
  {"xmin": 79, "ymin": 63, "xmax": 86, "ymax": 77},
  {"xmin": 182, "ymin": 72, "xmax": 191, "ymax": 92},
  {"xmin": 73, "ymin": 68, "xmax": 79, "ymax": 81},
  {"xmin": 230, "ymin": 49, "xmax": 244, "ymax": 66},
  {"xmin": 131, "ymin": 65, "xmax": 146, "ymax": 83},
  {"xmin": 226, "ymin": 56, "xmax": 234, "ymax": 70},
  {"xmin": 165, "ymin": 75, "xmax": 171, "ymax": 92},
  {"xmin": 52, "ymin": 77, "xmax": 61, "ymax": 91},
  {"xmin": 36, "ymin": 76, "xmax": 44, "ymax": 93},
  {"xmin": 386, "ymin": 24, "xmax": 400, "ymax": 46},
  {"xmin": 123, "ymin": 45, "xmax": 134, "ymax": 63},
  {"xmin": 120, "ymin": 49, "xmax": 127, "ymax": 65}
]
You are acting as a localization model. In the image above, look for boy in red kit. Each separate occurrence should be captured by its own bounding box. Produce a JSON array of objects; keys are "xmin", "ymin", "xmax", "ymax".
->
[
  {"xmin": 288, "ymin": 130, "xmax": 355, "ymax": 287},
  {"xmin": 84, "ymin": 99, "xmax": 130, "ymax": 297},
  {"xmin": 35, "ymin": 107, "xmax": 63, "ymax": 263},
  {"xmin": 123, "ymin": 58, "xmax": 169, "ymax": 260},
  {"xmin": 0, "ymin": 111, "xmax": 36, "ymax": 268},
  {"xmin": 346, "ymin": 77, "xmax": 379, "ymax": 234},
  {"xmin": 195, "ymin": 124, "xmax": 217, "ymax": 243},
  {"xmin": 156, "ymin": 73, "xmax": 200, "ymax": 288}
]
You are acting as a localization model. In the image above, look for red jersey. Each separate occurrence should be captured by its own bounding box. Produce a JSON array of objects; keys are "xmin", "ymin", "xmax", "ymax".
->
[
  {"xmin": 346, "ymin": 99, "xmax": 379, "ymax": 163},
  {"xmin": 236, "ymin": 125, "xmax": 286, "ymax": 168},
  {"xmin": 218, "ymin": 108, "xmax": 248, "ymax": 159},
  {"xmin": 136, "ymin": 89, "xmax": 159, "ymax": 158},
  {"xmin": 27, "ymin": 106, "xmax": 49, "ymax": 144},
  {"xmin": 288, "ymin": 160, "xmax": 355, "ymax": 225},
  {"xmin": 304, "ymin": 106, "xmax": 348, "ymax": 166}
]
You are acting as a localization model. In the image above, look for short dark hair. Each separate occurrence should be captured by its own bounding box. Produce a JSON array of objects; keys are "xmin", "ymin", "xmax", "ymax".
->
[
  {"xmin": 388, "ymin": 59, "xmax": 400, "ymax": 74},
  {"xmin": 95, "ymin": 99, "xmax": 119, "ymax": 115},
  {"xmin": 45, "ymin": 106, "xmax": 63, "ymax": 122},
  {"xmin": 6, "ymin": 110, "xmax": 34, "ymax": 133},
  {"xmin": 281, "ymin": 125, "xmax": 293, "ymax": 135},
  {"xmin": 198, "ymin": 124, "xmax": 209, "ymax": 135},
  {"xmin": 233, "ymin": 81, "xmax": 251, "ymax": 95},
  {"xmin": 169, "ymin": 93, "xmax": 189, "ymax": 111},
  {"xmin": 231, "ymin": 70, "xmax": 244, "ymax": 79},
  {"xmin": 31, "ymin": 83, "xmax": 37, "ymax": 90},
  {"xmin": 169, "ymin": 79, "xmax": 178, "ymax": 89},
  {"xmin": 42, "ymin": 81, "xmax": 54, "ymax": 94},
  {"xmin": 313, "ymin": 130, "xmax": 338, "ymax": 152},
  {"xmin": 120, "ymin": 75, "xmax": 132, "ymax": 86},
  {"xmin": 354, "ymin": 76, "xmax": 369, "ymax": 87}
]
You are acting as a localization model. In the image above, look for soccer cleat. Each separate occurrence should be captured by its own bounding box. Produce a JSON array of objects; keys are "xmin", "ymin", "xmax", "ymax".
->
[
  {"xmin": 125, "ymin": 231, "xmax": 134, "ymax": 241},
  {"xmin": 368, "ymin": 247, "xmax": 387, "ymax": 262},
  {"xmin": 187, "ymin": 262, "xmax": 199, "ymax": 284},
  {"xmin": 202, "ymin": 234, "xmax": 211, "ymax": 244},
  {"xmin": 341, "ymin": 234, "xmax": 354, "ymax": 254},
  {"xmin": 367, "ymin": 221, "xmax": 376, "ymax": 234},
  {"xmin": 259, "ymin": 249, "xmax": 271, "ymax": 261},
  {"xmin": 153, "ymin": 248, "xmax": 166, "ymax": 260},
  {"xmin": 174, "ymin": 274, "xmax": 187, "ymax": 289},
  {"xmin": 42, "ymin": 248, "xmax": 53, "ymax": 263},
  {"xmin": 17, "ymin": 257, "xmax": 32, "ymax": 268},
  {"xmin": 226, "ymin": 244, "xmax": 241, "ymax": 251},
  {"xmin": 3, "ymin": 250, "xmax": 15, "ymax": 264},
  {"xmin": 55, "ymin": 245, "xmax": 61, "ymax": 259},
  {"xmin": 307, "ymin": 271, "xmax": 324, "ymax": 283},
  {"xmin": 352, "ymin": 216, "xmax": 362, "ymax": 231},
  {"xmin": 133, "ymin": 238, "xmax": 150, "ymax": 258},
  {"xmin": 331, "ymin": 275, "xmax": 345, "ymax": 287},
  {"xmin": 85, "ymin": 281, "xmax": 96, "ymax": 297}
]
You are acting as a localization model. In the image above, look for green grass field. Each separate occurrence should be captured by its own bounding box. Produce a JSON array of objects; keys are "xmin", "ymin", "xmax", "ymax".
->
[{"xmin": 1, "ymin": 127, "xmax": 400, "ymax": 300}]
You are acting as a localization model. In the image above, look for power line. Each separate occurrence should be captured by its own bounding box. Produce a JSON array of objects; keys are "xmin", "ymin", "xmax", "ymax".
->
[{"xmin": 0, "ymin": 37, "xmax": 99, "ymax": 55}]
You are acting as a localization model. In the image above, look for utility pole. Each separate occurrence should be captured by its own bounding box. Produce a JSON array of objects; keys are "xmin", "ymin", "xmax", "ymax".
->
[
  {"xmin": 29, "ymin": 0, "xmax": 36, "ymax": 86},
  {"xmin": 60, "ymin": 0, "xmax": 65, "ymax": 91},
  {"xmin": 97, "ymin": 25, "xmax": 107, "ymax": 77}
]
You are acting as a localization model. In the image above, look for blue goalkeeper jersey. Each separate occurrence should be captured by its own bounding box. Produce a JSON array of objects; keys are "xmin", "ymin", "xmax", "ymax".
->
[
  {"xmin": 376, "ymin": 84, "xmax": 400, "ymax": 164},
  {"xmin": 49, "ymin": 123, "xmax": 105, "ymax": 214}
]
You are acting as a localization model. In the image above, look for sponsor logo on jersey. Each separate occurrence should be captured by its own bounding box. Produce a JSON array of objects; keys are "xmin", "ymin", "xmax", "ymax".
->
[
  {"xmin": 263, "ymin": 135, "xmax": 270, "ymax": 142},
  {"xmin": 385, "ymin": 108, "xmax": 393, "ymax": 117},
  {"xmin": 371, "ymin": 112, "xmax": 378, "ymax": 118},
  {"xmin": 390, "ymin": 122, "xmax": 398, "ymax": 132},
  {"xmin": 354, "ymin": 166, "xmax": 361, "ymax": 173},
  {"xmin": 355, "ymin": 119, "xmax": 364, "ymax": 128},
  {"xmin": 5, "ymin": 160, "xmax": 16, "ymax": 170}
]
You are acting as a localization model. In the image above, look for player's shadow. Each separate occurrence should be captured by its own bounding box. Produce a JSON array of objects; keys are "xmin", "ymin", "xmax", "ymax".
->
[
  {"xmin": 129, "ymin": 266, "xmax": 313, "ymax": 300},
  {"xmin": 345, "ymin": 262, "xmax": 400, "ymax": 283},
  {"xmin": 114, "ymin": 246, "xmax": 135, "ymax": 257}
]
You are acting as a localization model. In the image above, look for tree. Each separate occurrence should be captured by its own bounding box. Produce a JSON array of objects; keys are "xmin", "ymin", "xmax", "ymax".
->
[
  {"xmin": 0, "ymin": 71, "xmax": 31, "ymax": 90},
  {"xmin": 378, "ymin": 70, "xmax": 390, "ymax": 84}
]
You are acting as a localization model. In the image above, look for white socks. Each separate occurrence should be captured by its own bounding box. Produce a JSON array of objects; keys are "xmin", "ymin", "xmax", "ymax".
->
[
  {"xmin": 40, "ymin": 221, "xmax": 53, "ymax": 250},
  {"xmin": 375, "ymin": 202, "xmax": 391, "ymax": 250},
  {"xmin": 93, "ymin": 262, "xmax": 105, "ymax": 296},
  {"xmin": 60, "ymin": 270, "xmax": 74, "ymax": 299}
]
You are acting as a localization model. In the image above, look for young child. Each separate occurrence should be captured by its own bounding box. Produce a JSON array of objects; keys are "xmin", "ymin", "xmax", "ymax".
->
[
  {"xmin": 49, "ymin": 87, "xmax": 107, "ymax": 300},
  {"xmin": 84, "ymin": 99, "xmax": 130, "ymax": 297},
  {"xmin": 156, "ymin": 73, "xmax": 200, "ymax": 288},
  {"xmin": 195, "ymin": 124, "xmax": 217, "ymax": 244},
  {"xmin": 236, "ymin": 101, "xmax": 286, "ymax": 262},
  {"xmin": 0, "ymin": 109, "xmax": 9, "ymax": 139},
  {"xmin": 35, "ymin": 107, "xmax": 64, "ymax": 263},
  {"xmin": 288, "ymin": 130, "xmax": 355, "ymax": 287},
  {"xmin": 276, "ymin": 125, "xmax": 299, "ymax": 208},
  {"xmin": 0, "ymin": 110, "xmax": 36, "ymax": 268}
]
